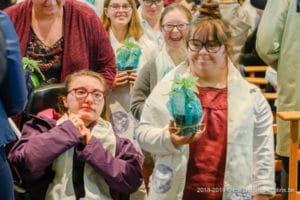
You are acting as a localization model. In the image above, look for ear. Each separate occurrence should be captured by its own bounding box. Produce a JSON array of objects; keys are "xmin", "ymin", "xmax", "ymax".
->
[{"xmin": 62, "ymin": 96, "xmax": 68, "ymax": 109}]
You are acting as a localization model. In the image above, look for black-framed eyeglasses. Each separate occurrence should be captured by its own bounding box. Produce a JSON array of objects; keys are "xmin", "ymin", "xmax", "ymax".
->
[
  {"xmin": 161, "ymin": 23, "xmax": 189, "ymax": 32},
  {"xmin": 187, "ymin": 39, "xmax": 221, "ymax": 53},
  {"xmin": 68, "ymin": 87, "xmax": 106, "ymax": 103},
  {"xmin": 143, "ymin": 0, "xmax": 163, "ymax": 6},
  {"xmin": 109, "ymin": 3, "xmax": 132, "ymax": 11}
]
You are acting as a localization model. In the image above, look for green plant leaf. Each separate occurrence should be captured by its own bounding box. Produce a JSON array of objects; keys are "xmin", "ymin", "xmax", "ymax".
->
[
  {"xmin": 31, "ymin": 74, "xmax": 40, "ymax": 88},
  {"xmin": 22, "ymin": 57, "xmax": 46, "ymax": 81}
]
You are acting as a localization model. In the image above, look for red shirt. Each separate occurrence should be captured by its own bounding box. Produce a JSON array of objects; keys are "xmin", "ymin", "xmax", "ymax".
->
[{"xmin": 183, "ymin": 86, "xmax": 228, "ymax": 200}]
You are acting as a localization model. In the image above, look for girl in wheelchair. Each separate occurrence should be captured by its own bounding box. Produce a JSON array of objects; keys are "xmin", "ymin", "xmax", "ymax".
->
[{"xmin": 8, "ymin": 70, "xmax": 144, "ymax": 200}]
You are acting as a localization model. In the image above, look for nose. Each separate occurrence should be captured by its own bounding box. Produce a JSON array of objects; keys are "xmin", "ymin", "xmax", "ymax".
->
[
  {"xmin": 85, "ymin": 92, "xmax": 94, "ymax": 103},
  {"xmin": 172, "ymin": 26, "xmax": 180, "ymax": 33},
  {"xmin": 150, "ymin": 3, "xmax": 158, "ymax": 8},
  {"xmin": 198, "ymin": 46, "xmax": 208, "ymax": 53},
  {"xmin": 118, "ymin": 7, "xmax": 126, "ymax": 11}
]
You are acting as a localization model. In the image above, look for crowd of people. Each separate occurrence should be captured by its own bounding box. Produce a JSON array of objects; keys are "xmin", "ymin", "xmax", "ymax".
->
[{"xmin": 0, "ymin": 0, "xmax": 294, "ymax": 199}]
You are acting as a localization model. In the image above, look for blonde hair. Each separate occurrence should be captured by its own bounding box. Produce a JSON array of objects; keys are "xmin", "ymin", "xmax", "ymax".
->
[
  {"xmin": 160, "ymin": 3, "xmax": 193, "ymax": 27},
  {"xmin": 102, "ymin": 0, "xmax": 144, "ymax": 41}
]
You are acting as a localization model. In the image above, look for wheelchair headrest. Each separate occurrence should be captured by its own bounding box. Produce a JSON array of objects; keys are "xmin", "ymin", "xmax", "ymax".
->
[{"xmin": 25, "ymin": 84, "xmax": 65, "ymax": 115}]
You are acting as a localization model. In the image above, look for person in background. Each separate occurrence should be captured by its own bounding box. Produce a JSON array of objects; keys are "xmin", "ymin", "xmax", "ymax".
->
[
  {"xmin": 8, "ymin": 70, "xmax": 144, "ymax": 200},
  {"xmin": 131, "ymin": 3, "xmax": 192, "ymax": 192},
  {"xmin": 102, "ymin": 0, "xmax": 156, "ymax": 197},
  {"xmin": 131, "ymin": 2, "xmax": 192, "ymax": 121},
  {"xmin": 239, "ymin": 0, "xmax": 276, "ymax": 111},
  {"xmin": 0, "ymin": 11, "xmax": 28, "ymax": 200},
  {"xmin": 239, "ymin": 0, "xmax": 267, "ymax": 73},
  {"xmin": 256, "ymin": 0, "xmax": 300, "ymax": 199},
  {"xmin": 4, "ymin": 0, "xmax": 116, "ymax": 89},
  {"xmin": 136, "ymin": 1, "xmax": 275, "ymax": 199},
  {"xmin": 102, "ymin": 0, "xmax": 156, "ymax": 84},
  {"xmin": 138, "ymin": 0, "xmax": 165, "ymax": 50},
  {"xmin": 218, "ymin": 0, "xmax": 253, "ymax": 68}
]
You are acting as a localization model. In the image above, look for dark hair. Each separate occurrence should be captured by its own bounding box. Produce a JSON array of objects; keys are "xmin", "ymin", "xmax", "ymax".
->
[
  {"xmin": 57, "ymin": 70, "xmax": 108, "ymax": 113},
  {"xmin": 197, "ymin": 0, "xmax": 222, "ymax": 19},
  {"xmin": 250, "ymin": 0, "xmax": 267, "ymax": 10}
]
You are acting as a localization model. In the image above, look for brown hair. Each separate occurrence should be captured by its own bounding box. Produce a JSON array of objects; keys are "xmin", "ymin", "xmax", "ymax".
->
[
  {"xmin": 102, "ymin": 0, "xmax": 144, "ymax": 41},
  {"xmin": 187, "ymin": 0, "xmax": 231, "ymax": 49},
  {"xmin": 57, "ymin": 70, "xmax": 108, "ymax": 113},
  {"xmin": 160, "ymin": 3, "xmax": 193, "ymax": 27},
  {"xmin": 197, "ymin": 0, "xmax": 222, "ymax": 19}
]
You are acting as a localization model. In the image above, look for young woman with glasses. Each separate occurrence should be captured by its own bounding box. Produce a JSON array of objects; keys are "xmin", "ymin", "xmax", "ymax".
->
[
  {"xmin": 131, "ymin": 2, "xmax": 192, "ymax": 121},
  {"xmin": 102, "ymin": 1, "xmax": 156, "ymax": 198},
  {"xmin": 135, "ymin": 1, "xmax": 275, "ymax": 199},
  {"xmin": 130, "ymin": 2, "xmax": 192, "ymax": 194},
  {"xmin": 8, "ymin": 70, "xmax": 144, "ymax": 200},
  {"xmin": 102, "ymin": 0, "xmax": 156, "ymax": 87}
]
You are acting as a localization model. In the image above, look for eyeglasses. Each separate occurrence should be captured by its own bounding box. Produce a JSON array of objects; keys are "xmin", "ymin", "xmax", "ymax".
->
[
  {"xmin": 161, "ymin": 23, "xmax": 189, "ymax": 32},
  {"xmin": 187, "ymin": 39, "xmax": 221, "ymax": 53},
  {"xmin": 68, "ymin": 87, "xmax": 106, "ymax": 103},
  {"xmin": 143, "ymin": 0, "xmax": 163, "ymax": 6},
  {"xmin": 109, "ymin": 4, "xmax": 132, "ymax": 11}
]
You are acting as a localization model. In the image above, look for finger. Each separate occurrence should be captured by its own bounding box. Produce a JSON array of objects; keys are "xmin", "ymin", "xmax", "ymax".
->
[
  {"xmin": 192, "ymin": 124, "xmax": 206, "ymax": 140},
  {"xmin": 117, "ymin": 79, "xmax": 129, "ymax": 86},
  {"xmin": 128, "ymin": 76, "xmax": 136, "ymax": 83},
  {"xmin": 193, "ymin": 131, "xmax": 203, "ymax": 141},
  {"xmin": 118, "ymin": 71, "xmax": 128, "ymax": 77},
  {"xmin": 128, "ymin": 73, "xmax": 137, "ymax": 80},
  {"xmin": 117, "ymin": 75, "xmax": 128, "ymax": 83},
  {"xmin": 182, "ymin": 133, "xmax": 193, "ymax": 142},
  {"xmin": 129, "ymin": 80, "xmax": 136, "ymax": 85},
  {"xmin": 169, "ymin": 120, "xmax": 177, "ymax": 134}
]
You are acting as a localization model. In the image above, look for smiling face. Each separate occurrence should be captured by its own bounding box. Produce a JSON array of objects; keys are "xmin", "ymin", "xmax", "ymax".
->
[
  {"xmin": 161, "ymin": 8, "xmax": 190, "ymax": 49},
  {"xmin": 187, "ymin": 18, "xmax": 231, "ymax": 79},
  {"xmin": 104, "ymin": 0, "xmax": 133, "ymax": 28},
  {"xmin": 188, "ymin": 33, "xmax": 226, "ymax": 76},
  {"xmin": 32, "ymin": 0, "xmax": 65, "ymax": 17},
  {"xmin": 63, "ymin": 75, "xmax": 105, "ymax": 126}
]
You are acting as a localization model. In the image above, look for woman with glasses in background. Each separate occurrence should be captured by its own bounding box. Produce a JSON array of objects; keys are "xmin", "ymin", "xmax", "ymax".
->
[
  {"xmin": 131, "ymin": 2, "xmax": 192, "ymax": 124},
  {"xmin": 130, "ymin": 2, "xmax": 192, "ymax": 193},
  {"xmin": 102, "ymin": 0, "xmax": 156, "ymax": 90},
  {"xmin": 135, "ymin": 1, "xmax": 275, "ymax": 199},
  {"xmin": 102, "ymin": 0, "xmax": 156, "ymax": 198},
  {"xmin": 8, "ymin": 70, "xmax": 144, "ymax": 200},
  {"xmin": 137, "ymin": 0, "xmax": 165, "ymax": 49}
]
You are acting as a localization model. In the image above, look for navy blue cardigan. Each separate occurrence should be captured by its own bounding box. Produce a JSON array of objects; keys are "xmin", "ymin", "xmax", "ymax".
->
[{"xmin": 0, "ymin": 11, "xmax": 27, "ymax": 146}]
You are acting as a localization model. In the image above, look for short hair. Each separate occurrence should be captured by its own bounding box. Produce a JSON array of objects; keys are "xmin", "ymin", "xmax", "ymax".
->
[{"xmin": 102, "ymin": 0, "xmax": 144, "ymax": 41}]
